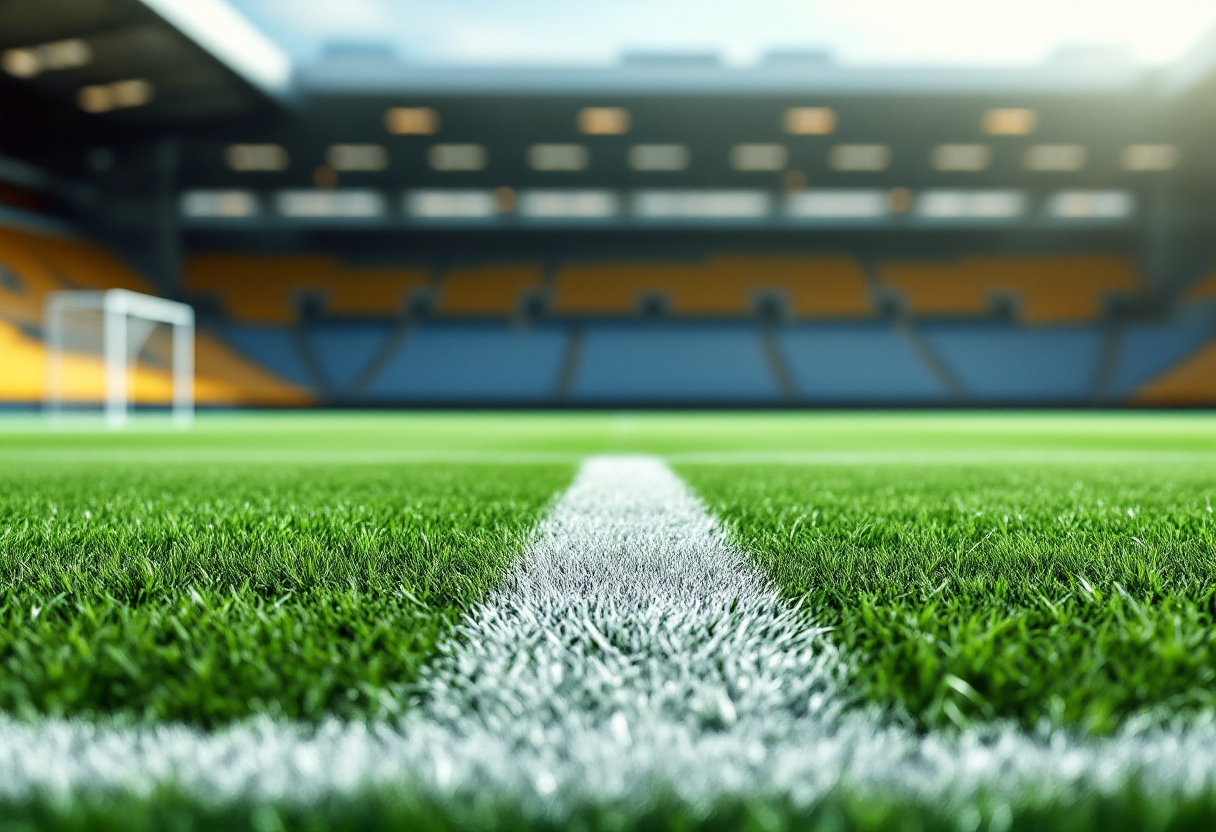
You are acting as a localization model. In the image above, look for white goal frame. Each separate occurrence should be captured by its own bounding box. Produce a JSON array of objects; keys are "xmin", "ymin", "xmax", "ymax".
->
[{"xmin": 44, "ymin": 289, "xmax": 194, "ymax": 428}]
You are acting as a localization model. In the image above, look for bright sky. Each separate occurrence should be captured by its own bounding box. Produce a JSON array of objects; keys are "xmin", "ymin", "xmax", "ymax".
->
[{"xmin": 227, "ymin": 0, "xmax": 1216, "ymax": 68}]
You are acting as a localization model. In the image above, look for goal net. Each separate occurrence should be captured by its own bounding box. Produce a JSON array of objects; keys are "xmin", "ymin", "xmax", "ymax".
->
[{"xmin": 44, "ymin": 289, "xmax": 194, "ymax": 427}]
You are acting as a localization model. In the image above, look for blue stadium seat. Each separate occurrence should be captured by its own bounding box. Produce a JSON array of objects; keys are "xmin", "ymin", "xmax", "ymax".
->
[
  {"xmin": 218, "ymin": 325, "xmax": 313, "ymax": 387},
  {"xmin": 572, "ymin": 323, "xmax": 779, "ymax": 402},
  {"xmin": 921, "ymin": 324, "xmax": 1104, "ymax": 401},
  {"xmin": 1108, "ymin": 324, "xmax": 1214, "ymax": 395},
  {"xmin": 777, "ymin": 324, "xmax": 947, "ymax": 402},
  {"xmin": 365, "ymin": 323, "xmax": 567, "ymax": 401},
  {"xmin": 305, "ymin": 322, "xmax": 394, "ymax": 391}
]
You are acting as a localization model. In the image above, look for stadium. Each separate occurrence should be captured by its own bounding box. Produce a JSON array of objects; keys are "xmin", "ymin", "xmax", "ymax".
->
[{"xmin": 3, "ymin": 0, "xmax": 1216, "ymax": 828}]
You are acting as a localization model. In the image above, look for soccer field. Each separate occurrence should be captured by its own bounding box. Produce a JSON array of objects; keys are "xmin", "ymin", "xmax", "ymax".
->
[{"xmin": 2, "ymin": 411, "xmax": 1215, "ymax": 830}]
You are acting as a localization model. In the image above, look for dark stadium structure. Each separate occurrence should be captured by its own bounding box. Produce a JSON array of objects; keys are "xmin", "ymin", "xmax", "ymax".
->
[{"xmin": 5, "ymin": 0, "xmax": 1216, "ymax": 407}]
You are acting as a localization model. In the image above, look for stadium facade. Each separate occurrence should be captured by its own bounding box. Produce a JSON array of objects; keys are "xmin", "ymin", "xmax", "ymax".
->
[{"xmin": 4, "ymin": 0, "xmax": 1216, "ymax": 407}]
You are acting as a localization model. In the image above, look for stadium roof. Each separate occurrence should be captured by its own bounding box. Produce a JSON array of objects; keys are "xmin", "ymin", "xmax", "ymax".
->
[
  {"xmin": 0, "ymin": 0, "xmax": 290, "ymax": 125},
  {"xmin": 298, "ymin": 46, "xmax": 1150, "ymax": 96}
]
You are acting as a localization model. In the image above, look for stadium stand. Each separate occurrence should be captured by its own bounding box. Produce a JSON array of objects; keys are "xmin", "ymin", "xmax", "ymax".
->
[
  {"xmin": 776, "ymin": 323, "xmax": 948, "ymax": 402},
  {"xmin": 305, "ymin": 321, "xmax": 395, "ymax": 392},
  {"xmin": 0, "ymin": 225, "xmax": 155, "ymax": 329},
  {"xmin": 552, "ymin": 255, "xmax": 872, "ymax": 318},
  {"xmin": 435, "ymin": 264, "xmax": 545, "ymax": 316},
  {"xmin": 1185, "ymin": 269, "xmax": 1216, "ymax": 302},
  {"xmin": 363, "ymin": 323, "xmax": 568, "ymax": 401},
  {"xmin": 1134, "ymin": 337, "xmax": 1216, "ymax": 404},
  {"xmin": 571, "ymin": 323, "xmax": 780, "ymax": 402},
  {"xmin": 879, "ymin": 255, "xmax": 1141, "ymax": 323},
  {"xmin": 1107, "ymin": 323, "xmax": 1216, "ymax": 396},
  {"xmin": 921, "ymin": 323, "xmax": 1106, "ymax": 401},
  {"xmin": 0, "ymin": 225, "xmax": 310, "ymax": 406},
  {"xmin": 185, "ymin": 255, "xmax": 431, "ymax": 323},
  {"xmin": 217, "ymin": 324, "xmax": 314, "ymax": 388}
]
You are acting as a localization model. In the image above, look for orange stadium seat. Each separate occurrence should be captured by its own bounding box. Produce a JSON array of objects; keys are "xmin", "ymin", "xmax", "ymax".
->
[
  {"xmin": 0, "ymin": 225, "xmax": 156, "ymax": 329},
  {"xmin": 552, "ymin": 254, "xmax": 872, "ymax": 318},
  {"xmin": 880, "ymin": 255, "xmax": 1141, "ymax": 323},
  {"xmin": 435, "ymin": 264, "xmax": 544, "ymax": 316},
  {"xmin": 1132, "ymin": 339, "xmax": 1216, "ymax": 405},
  {"xmin": 0, "ymin": 226, "xmax": 312, "ymax": 405},
  {"xmin": 185, "ymin": 254, "xmax": 431, "ymax": 323},
  {"xmin": 1185, "ymin": 270, "xmax": 1216, "ymax": 303}
]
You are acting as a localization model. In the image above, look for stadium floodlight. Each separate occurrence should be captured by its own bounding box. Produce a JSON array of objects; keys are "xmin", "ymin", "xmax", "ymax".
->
[
  {"xmin": 2, "ymin": 39, "xmax": 92, "ymax": 78},
  {"xmin": 785, "ymin": 190, "xmax": 889, "ymax": 219},
  {"xmin": 731, "ymin": 144, "xmax": 788, "ymax": 172},
  {"xmin": 180, "ymin": 190, "xmax": 259, "ymax": 218},
  {"xmin": 428, "ymin": 144, "xmax": 488, "ymax": 171},
  {"xmin": 227, "ymin": 144, "xmax": 289, "ymax": 172},
  {"xmin": 1024, "ymin": 144, "xmax": 1087, "ymax": 172},
  {"xmin": 783, "ymin": 107, "xmax": 836, "ymax": 135},
  {"xmin": 44, "ymin": 289, "xmax": 194, "ymax": 429},
  {"xmin": 930, "ymin": 144, "xmax": 992, "ymax": 172},
  {"xmin": 1121, "ymin": 144, "xmax": 1178, "ymax": 172},
  {"xmin": 385, "ymin": 107, "xmax": 440, "ymax": 135},
  {"xmin": 1047, "ymin": 190, "xmax": 1134, "ymax": 219},
  {"xmin": 528, "ymin": 144, "xmax": 589, "ymax": 172},
  {"xmin": 629, "ymin": 144, "xmax": 689, "ymax": 171},
  {"xmin": 983, "ymin": 108, "xmax": 1036, "ymax": 135},
  {"xmin": 578, "ymin": 107, "xmax": 630, "ymax": 135},
  {"xmin": 327, "ymin": 144, "xmax": 389, "ymax": 172},
  {"xmin": 829, "ymin": 144, "xmax": 891, "ymax": 172},
  {"xmin": 518, "ymin": 190, "xmax": 618, "ymax": 219}
]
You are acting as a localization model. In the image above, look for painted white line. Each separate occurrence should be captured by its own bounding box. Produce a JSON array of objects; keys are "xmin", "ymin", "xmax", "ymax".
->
[{"xmin": 2, "ymin": 455, "xmax": 1216, "ymax": 819}]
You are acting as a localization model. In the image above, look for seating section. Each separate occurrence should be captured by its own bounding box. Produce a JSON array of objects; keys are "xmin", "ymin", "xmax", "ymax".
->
[
  {"xmin": 1186, "ymin": 268, "xmax": 1216, "ymax": 302},
  {"xmin": 1134, "ymin": 338, "xmax": 1216, "ymax": 404},
  {"xmin": 364, "ymin": 323, "xmax": 568, "ymax": 402},
  {"xmin": 305, "ymin": 321, "xmax": 395, "ymax": 392},
  {"xmin": 776, "ymin": 324, "xmax": 948, "ymax": 402},
  {"xmin": 921, "ymin": 324, "xmax": 1105, "ymax": 401},
  {"xmin": 572, "ymin": 323, "xmax": 780, "ymax": 402},
  {"xmin": 880, "ymin": 255, "xmax": 1141, "ymax": 323},
  {"xmin": 0, "ymin": 225, "xmax": 310, "ymax": 406},
  {"xmin": 186, "ymin": 255, "xmax": 431, "ymax": 323},
  {"xmin": 1107, "ymin": 324, "xmax": 1215, "ymax": 396},
  {"xmin": 0, "ymin": 225, "xmax": 156, "ymax": 329},
  {"xmin": 435, "ymin": 264, "xmax": 544, "ymax": 316},
  {"xmin": 218, "ymin": 325, "xmax": 314, "ymax": 388},
  {"xmin": 554, "ymin": 255, "xmax": 871, "ymax": 318}
]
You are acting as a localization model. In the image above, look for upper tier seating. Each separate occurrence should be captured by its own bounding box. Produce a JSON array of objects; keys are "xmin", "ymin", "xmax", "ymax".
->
[
  {"xmin": 880, "ymin": 255, "xmax": 1141, "ymax": 323},
  {"xmin": 920, "ymin": 323, "xmax": 1105, "ymax": 401},
  {"xmin": 776, "ymin": 323, "xmax": 948, "ymax": 402},
  {"xmin": 364, "ymin": 323, "xmax": 568, "ymax": 402},
  {"xmin": 571, "ymin": 323, "xmax": 780, "ymax": 402},
  {"xmin": 434, "ymin": 264, "xmax": 544, "ymax": 316},
  {"xmin": 553, "ymin": 255, "xmax": 872, "ymax": 318},
  {"xmin": 186, "ymin": 255, "xmax": 431, "ymax": 323}
]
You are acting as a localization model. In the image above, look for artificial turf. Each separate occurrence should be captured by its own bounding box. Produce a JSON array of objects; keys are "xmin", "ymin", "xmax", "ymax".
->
[
  {"xmin": 0, "ymin": 459, "xmax": 572, "ymax": 724},
  {"xmin": 681, "ymin": 459, "xmax": 1216, "ymax": 736},
  {"xmin": 3, "ymin": 411, "xmax": 1216, "ymax": 831}
]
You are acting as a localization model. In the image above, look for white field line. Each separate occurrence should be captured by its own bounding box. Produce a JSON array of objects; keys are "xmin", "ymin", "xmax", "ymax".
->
[{"xmin": 3, "ymin": 455, "xmax": 1216, "ymax": 816}]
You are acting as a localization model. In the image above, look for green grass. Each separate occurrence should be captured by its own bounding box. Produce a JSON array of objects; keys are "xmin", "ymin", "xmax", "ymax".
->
[
  {"xmin": 0, "ymin": 459, "xmax": 572, "ymax": 724},
  {"xmin": 3, "ymin": 411, "xmax": 1216, "ymax": 830},
  {"xmin": 681, "ymin": 460, "xmax": 1216, "ymax": 736}
]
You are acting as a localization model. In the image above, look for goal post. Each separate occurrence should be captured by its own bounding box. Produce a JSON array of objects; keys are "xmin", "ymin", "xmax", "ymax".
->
[{"xmin": 44, "ymin": 289, "xmax": 194, "ymax": 428}]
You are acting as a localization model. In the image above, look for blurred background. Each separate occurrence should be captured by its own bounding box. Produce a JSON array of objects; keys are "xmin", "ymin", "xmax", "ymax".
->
[{"xmin": 4, "ymin": 0, "xmax": 1216, "ymax": 409}]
